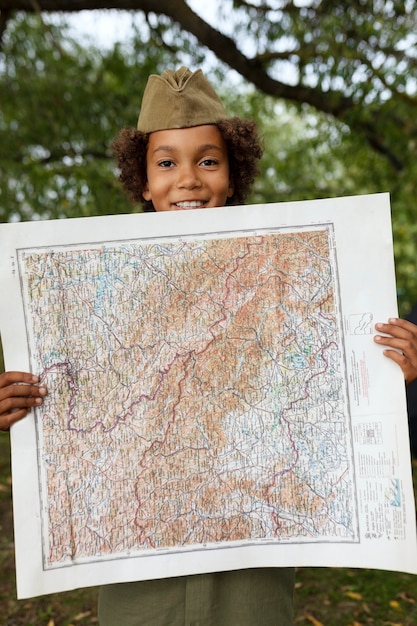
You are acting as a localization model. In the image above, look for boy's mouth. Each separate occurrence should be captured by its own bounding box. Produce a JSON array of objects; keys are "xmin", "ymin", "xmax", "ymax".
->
[{"xmin": 174, "ymin": 201, "xmax": 206, "ymax": 210}]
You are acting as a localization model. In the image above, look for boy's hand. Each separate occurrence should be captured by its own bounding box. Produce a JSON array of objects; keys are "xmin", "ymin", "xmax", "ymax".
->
[
  {"xmin": 374, "ymin": 318, "xmax": 417, "ymax": 385},
  {"xmin": 0, "ymin": 371, "xmax": 47, "ymax": 431}
]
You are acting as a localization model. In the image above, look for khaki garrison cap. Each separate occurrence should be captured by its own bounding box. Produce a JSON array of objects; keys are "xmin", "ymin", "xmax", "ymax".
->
[{"xmin": 137, "ymin": 66, "xmax": 228, "ymax": 133}]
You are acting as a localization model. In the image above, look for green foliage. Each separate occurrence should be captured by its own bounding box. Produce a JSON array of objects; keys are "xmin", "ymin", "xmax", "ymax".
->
[
  {"xmin": 0, "ymin": 14, "xmax": 176, "ymax": 220},
  {"xmin": 229, "ymin": 0, "xmax": 417, "ymax": 102},
  {"xmin": 0, "ymin": 13, "xmax": 416, "ymax": 313}
]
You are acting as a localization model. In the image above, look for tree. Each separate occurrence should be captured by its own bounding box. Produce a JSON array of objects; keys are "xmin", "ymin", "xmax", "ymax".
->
[
  {"xmin": 1, "ymin": 1, "xmax": 417, "ymax": 170},
  {"xmin": 0, "ymin": 5, "xmax": 416, "ymax": 314},
  {"xmin": 1, "ymin": 15, "xmax": 161, "ymax": 220}
]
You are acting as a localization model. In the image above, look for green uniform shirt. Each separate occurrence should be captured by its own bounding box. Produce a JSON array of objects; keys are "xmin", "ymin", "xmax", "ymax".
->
[{"xmin": 98, "ymin": 568, "xmax": 295, "ymax": 625}]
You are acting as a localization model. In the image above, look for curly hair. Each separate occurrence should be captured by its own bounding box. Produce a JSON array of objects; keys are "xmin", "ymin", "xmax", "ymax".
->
[{"xmin": 111, "ymin": 118, "xmax": 263, "ymax": 212}]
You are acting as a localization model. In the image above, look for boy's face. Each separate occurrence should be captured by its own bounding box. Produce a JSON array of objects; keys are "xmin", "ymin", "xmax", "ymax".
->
[{"xmin": 143, "ymin": 125, "xmax": 234, "ymax": 212}]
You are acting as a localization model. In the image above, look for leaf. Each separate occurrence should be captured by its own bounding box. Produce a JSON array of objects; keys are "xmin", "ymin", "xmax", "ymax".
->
[
  {"xmin": 305, "ymin": 614, "xmax": 325, "ymax": 626},
  {"xmin": 397, "ymin": 591, "xmax": 415, "ymax": 604},
  {"xmin": 344, "ymin": 591, "xmax": 363, "ymax": 601},
  {"xmin": 389, "ymin": 599, "xmax": 402, "ymax": 611},
  {"xmin": 74, "ymin": 612, "xmax": 92, "ymax": 621}
]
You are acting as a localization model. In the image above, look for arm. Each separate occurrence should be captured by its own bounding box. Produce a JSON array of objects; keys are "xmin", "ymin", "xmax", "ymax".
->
[
  {"xmin": 0, "ymin": 371, "xmax": 47, "ymax": 431},
  {"xmin": 374, "ymin": 318, "xmax": 417, "ymax": 384}
]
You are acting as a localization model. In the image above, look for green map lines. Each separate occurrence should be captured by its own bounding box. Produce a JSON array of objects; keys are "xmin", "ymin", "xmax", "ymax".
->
[{"xmin": 18, "ymin": 225, "xmax": 358, "ymax": 569}]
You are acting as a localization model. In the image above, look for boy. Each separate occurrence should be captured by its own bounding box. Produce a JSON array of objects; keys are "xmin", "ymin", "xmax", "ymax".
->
[{"xmin": 1, "ymin": 67, "xmax": 417, "ymax": 625}]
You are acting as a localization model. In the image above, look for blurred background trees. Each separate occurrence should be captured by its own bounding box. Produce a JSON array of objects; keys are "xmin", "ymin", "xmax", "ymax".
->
[{"xmin": 0, "ymin": 1, "xmax": 416, "ymax": 319}]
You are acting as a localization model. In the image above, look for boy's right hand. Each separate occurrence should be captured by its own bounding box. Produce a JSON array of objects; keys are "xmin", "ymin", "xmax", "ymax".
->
[{"xmin": 0, "ymin": 372, "xmax": 47, "ymax": 431}]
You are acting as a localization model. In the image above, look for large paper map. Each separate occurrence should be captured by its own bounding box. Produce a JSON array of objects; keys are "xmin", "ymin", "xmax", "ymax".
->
[{"xmin": 1, "ymin": 195, "xmax": 416, "ymax": 598}]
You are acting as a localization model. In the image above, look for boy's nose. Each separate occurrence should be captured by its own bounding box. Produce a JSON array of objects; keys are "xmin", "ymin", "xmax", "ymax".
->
[{"xmin": 176, "ymin": 165, "xmax": 202, "ymax": 189}]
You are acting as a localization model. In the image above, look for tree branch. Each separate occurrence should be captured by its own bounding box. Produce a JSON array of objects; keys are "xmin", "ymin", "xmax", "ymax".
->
[{"xmin": 0, "ymin": 0, "xmax": 355, "ymax": 117}]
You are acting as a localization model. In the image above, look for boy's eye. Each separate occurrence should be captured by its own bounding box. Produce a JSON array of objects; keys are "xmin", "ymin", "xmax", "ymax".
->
[
  {"xmin": 158, "ymin": 159, "xmax": 175, "ymax": 168},
  {"xmin": 200, "ymin": 158, "xmax": 218, "ymax": 166}
]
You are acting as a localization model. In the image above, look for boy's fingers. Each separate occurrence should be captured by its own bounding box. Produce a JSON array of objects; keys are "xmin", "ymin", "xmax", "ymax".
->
[
  {"xmin": 0, "ymin": 371, "xmax": 40, "ymax": 388},
  {"xmin": 383, "ymin": 348, "xmax": 417, "ymax": 384},
  {"xmin": 0, "ymin": 379, "xmax": 47, "ymax": 431},
  {"xmin": 0, "ymin": 409, "xmax": 30, "ymax": 432},
  {"xmin": 0, "ymin": 384, "xmax": 47, "ymax": 402},
  {"xmin": 1, "ymin": 394, "xmax": 44, "ymax": 411},
  {"xmin": 376, "ymin": 319, "xmax": 417, "ymax": 339},
  {"xmin": 375, "ymin": 336, "xmax": 417, "ymax": 369},
  {"xmin": 375, "ymin": 322, "xmax": 417, "ymax": 353}
]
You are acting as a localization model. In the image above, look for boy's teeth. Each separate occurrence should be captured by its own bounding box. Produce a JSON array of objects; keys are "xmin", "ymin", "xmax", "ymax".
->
[{"xmin": 176, "ymin": 201, "xmax": 204, "ymax": 208}]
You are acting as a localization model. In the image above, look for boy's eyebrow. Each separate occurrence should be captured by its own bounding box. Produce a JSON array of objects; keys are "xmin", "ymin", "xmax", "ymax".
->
[
  {"xmin": 151, "ymin": 144, "xmax": 224, "ymax": 155},
  {"xmin": 197, "ymin": 144, "xmax": 223, "ymax": 152},
  {"xmin": 152, "ymin": 145, "xmax": 176, "ymax": 154}
]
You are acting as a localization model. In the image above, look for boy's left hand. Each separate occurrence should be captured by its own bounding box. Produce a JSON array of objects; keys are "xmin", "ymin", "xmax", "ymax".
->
[{"xmin": 374, "ymin": 318, "xmax": 417, "ymax": 384}]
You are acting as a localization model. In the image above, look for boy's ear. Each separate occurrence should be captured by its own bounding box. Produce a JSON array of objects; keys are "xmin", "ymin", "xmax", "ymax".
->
[
  {"xmin": 227, "ymin": 178, "xmax": 234, "ymax": 198},
  {"xmin": 142, "ymin": 182, "xmax": 151, "ymax": 201}
]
